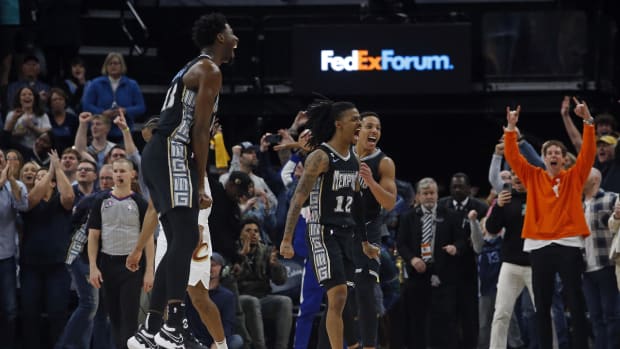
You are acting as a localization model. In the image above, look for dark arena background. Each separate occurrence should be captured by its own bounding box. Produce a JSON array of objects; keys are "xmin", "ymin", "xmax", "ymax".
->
[{"xmin": 3, "ymin": 0, "xmax": 620, "ymax": 193}]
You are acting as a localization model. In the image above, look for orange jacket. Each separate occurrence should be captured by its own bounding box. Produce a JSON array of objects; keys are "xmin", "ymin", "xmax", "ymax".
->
[{"xmin": 503, "ymin": 124, "xmax": 595, "ymax": 240}]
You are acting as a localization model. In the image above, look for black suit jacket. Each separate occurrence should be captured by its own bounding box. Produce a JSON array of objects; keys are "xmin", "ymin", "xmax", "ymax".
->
[
  {"xmin": 397, "ymin": 205, "xmax": 465, "ymax": 283},
  {"xmin": 438, "ymin": 196, "xmax": 489, "ymax": 275}
]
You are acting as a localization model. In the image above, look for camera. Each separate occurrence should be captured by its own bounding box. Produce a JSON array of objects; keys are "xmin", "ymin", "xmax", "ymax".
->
[{"xmin": 266, "ymin": 134, "xmax": 282, "ymax": 145}]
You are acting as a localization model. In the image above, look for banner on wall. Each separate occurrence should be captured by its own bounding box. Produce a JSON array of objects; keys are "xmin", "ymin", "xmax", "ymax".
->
[{"xmin": 292, "ymin": 24, "xmax": 471, "ymax": 95}]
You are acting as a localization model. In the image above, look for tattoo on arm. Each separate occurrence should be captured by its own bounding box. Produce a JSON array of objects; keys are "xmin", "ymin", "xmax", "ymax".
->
[{"xmin": 283, "ymin": 150, "xmax": 327, "ymax": 238}]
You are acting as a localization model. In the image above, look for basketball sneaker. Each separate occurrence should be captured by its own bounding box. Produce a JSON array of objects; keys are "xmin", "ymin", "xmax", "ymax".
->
[
  {"xmin": 154, "ymin": 323, "xmax": 186, "ymax": 349},
  {"xmin": 127, "ymin": 324, "xmax": 158, "ymax": 349}
]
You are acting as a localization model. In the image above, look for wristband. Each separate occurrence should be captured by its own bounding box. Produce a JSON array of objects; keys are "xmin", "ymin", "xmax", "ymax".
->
[
  {"xmin": 123, "ymin": 127, "xmax": 130, "ymax": 132},
  {"xmin": 583, "ymin": 117, "xmax": 594, "ymax": 125}
]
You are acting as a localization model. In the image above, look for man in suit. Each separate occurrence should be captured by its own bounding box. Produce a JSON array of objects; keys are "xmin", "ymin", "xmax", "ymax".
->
[
  {"xmin": 397, "ymin": 177, "xmax": 465, "ymax": 349},
  {"xmin": 438, "ymin": 172, "xmax": 489, "ymax": 349}
]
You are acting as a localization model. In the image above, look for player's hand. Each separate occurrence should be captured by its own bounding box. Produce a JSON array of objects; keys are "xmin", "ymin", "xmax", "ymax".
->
[
  {"xmin": 359, "ymin": 162, "xmax": 374, "ymax": 185},
  {"xmin": 362, "ymin": 241, "xmax": 380, "ymax": 260},
  {"xmin": 126, "ymin": 249, "xmax": 143, "ymax": 272},
  {"xmin": 199, "ymin": 192, "xmax": 212, "ymax": 209},
  {"xmin": 143, "ymin": 268, "xmax": 154, "ymax": 292},
  {"xmin": 442, "ymin": 244, "xmax": 457, "ymax": 256},
  {"xmin": 279, "ymin": 239, "xmax": 294, "ymax": 259},
  {"xmin": 411, "ymin": 257, "xmax": 426, "ymax": 273},
  {"xmin": 89, "ymin": 267, "xmax": 103, "ymax": 289}
]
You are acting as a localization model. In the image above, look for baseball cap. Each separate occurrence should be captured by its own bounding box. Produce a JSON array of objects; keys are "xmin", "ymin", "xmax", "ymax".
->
[
  {"xmin": 228, "ymin": 171, "xmax": 252, "ymax": 196},
  {"xmin": 239, "ymin": 141, "xmax": 258, "ymax": 153},
  {"xmin": 211, "ymin": 252, "xmax": 225, "ymax": 266},
  {"xmin": 597, "ymin": 135, "xmax": 618, "ymax": 146}
]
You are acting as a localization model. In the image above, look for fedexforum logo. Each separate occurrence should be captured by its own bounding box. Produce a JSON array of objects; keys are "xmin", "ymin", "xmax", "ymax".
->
[{"xmin": 320, "ymin": 50, "xmax": 454, "ymax": 72}]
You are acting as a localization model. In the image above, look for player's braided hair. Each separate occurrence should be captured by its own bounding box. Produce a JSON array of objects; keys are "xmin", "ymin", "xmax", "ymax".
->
[{"xmin": 305, "ymin": 100, "xmax": 356, "ymax": 148}]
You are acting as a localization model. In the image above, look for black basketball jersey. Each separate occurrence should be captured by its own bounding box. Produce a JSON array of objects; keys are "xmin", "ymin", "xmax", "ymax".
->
[
  {"xmin": 357, "ymin": 148, "xmax": 386, "ymax": 220},
  {"xmin": 156, "ymin": 54, "xmax": 219, "ymax": 146},
  {"xmin": 307, "ymin": 143, "xmax": 359, "ymax": 228}
]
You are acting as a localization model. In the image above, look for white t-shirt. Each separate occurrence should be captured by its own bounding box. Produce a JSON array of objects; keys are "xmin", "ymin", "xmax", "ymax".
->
[{"xmin": 6, "ymin": 111, "xmax": 51, "ymax": 149}]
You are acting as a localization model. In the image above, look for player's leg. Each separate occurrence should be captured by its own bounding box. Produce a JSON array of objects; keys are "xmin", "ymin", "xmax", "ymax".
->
[
  {"xmin": 187, "ymin": 282, "xmax": 227, "ymax": 348},
  {"xmin": 154, "ymin": 207, "xmax": 200, "ymax": 348}
]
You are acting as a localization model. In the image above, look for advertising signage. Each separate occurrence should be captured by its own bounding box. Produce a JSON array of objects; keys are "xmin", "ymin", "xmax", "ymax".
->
[{"xmin": 292, "ymin": 23, "xmax": 471, "ymax": 95}]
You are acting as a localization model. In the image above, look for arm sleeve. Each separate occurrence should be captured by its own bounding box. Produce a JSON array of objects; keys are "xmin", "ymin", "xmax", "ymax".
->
[
  {"xmin": 519, "ymin": 140, "xmax": 545, "ymax": 169},
  {"xmin": 397, "ymin": 209, "xmax": 417, "ymax": 262},
  {"xmin": 280, "ymin": 153, "xmax": 303, "ymax": 188},
  {"xmin": 573, "ymin": 124, "xmax": 597, "ymax": 182},
  {"xmin": 39, "ymin": 114, "xmax": 52, "ymax": 129},
  {"xmin": 504, "ymin": 130, "xmax": 535, "ymax": 184},
  {"xmin": 12, "ymin": 181, "xmax": 29, "ymax": 212},
  {"xmin": 451, "ymin": 215, "xmax": 466, "ymax": 255},
  {"xmin": 87, "ymin": 196, "xmax": 104, "ymax": 230},
  {"xmin": 81, "ymin": 82, "xmax": 105, "ymax": 114},
  {"xmin": 484, "ymin": 204, "xmax": 504, "ymax": 235},
  {"xmin": 135, "ymin": 194, "xmax": 149, "ymax": 229},
  {"xmin": 469, "ymin": 219, "xmax": 484, "ymax": 254},
  {"xmin": 269, "ymin": 256, "xmax": 288, "ymax": 285},
  {"xmin": 123, "ymin": 80, "xmax": 146, "ymax": 119},
  {"xmin": 489, "ymin": 154, "xmax": 504, "ymax": 193}
]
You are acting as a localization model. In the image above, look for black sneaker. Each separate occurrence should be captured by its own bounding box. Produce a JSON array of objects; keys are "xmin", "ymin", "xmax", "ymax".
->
[
  {"xmin": 127, "ymin": 324, "xmax": 158, "ymax": 349},
  {"xmin": 154, "ymin": 323, "xmax": 185, "ymax": 349}
]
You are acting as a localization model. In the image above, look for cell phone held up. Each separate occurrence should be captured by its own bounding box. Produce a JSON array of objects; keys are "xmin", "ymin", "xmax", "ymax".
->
[
  {"xmin": 502, "ymin": 182, "xmax": 512, "ymax": 193},
  {"xmin": 266, "ymin": 134, "xmax": 282, "ymax": 145}
]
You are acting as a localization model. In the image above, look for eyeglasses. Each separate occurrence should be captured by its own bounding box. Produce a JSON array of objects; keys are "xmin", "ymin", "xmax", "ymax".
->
[
  {"xmin": 77, "ymin": 168, "xmax": 95, "ymax": 172},
  {"xmin": 100, "ymin": 176, "xmax": 113, "ymax": 181}
]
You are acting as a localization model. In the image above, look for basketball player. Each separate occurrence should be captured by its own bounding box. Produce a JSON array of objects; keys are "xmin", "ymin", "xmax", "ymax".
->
[
  {"xmin": 352, "ymin": 111, "xmax": 397, "ymax": 349},
  {"xmin": 126, "ymin": 12, "xmax": 238, "ymax": 349},
  {"xmin": 280, "ymin": 100, "xmax": 379, "ymax": 349}
]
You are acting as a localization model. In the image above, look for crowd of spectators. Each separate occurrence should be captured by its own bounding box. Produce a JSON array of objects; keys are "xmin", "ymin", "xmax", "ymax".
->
[{"xmin": 1, "ymin": 39, "xmax": 620, "ymax": 349}]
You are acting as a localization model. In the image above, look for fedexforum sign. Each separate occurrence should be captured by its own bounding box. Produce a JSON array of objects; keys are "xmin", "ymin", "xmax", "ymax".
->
[
  {"xmin": 320, "ymin": 50, "xmax": 454, "ymax": 72},
  {"xmin": 293, "ymin": 24, "xmax": 471, "ymax": 94}
]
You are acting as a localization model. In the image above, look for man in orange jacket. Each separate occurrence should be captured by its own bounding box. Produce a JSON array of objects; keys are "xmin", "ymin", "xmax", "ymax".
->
[{"xmin": 503, "ymin": 98, "xmax": 595, "ymax": 349}]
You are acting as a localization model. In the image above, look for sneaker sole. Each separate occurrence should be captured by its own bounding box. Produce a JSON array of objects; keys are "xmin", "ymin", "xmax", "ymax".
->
[
  {"xmin": 154, "ymin": 332, "xmax": 184, "ymax": 349},
  {"xmin": 127, "ymin": 336, "xmax": 156, "ymax": 349}
]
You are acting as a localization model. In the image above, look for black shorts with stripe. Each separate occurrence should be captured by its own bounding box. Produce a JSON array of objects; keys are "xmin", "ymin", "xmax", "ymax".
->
[
  {"xmin": 305, "ymin": 223, "xmax": 354, "ymax": 290},
  {"xmin": 142, "ymin": 134, "xmax": 199, "ymax": 215},
  {"xmin": 352, "ymin": 219, "xmax": 383, "ymax": 283}
]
